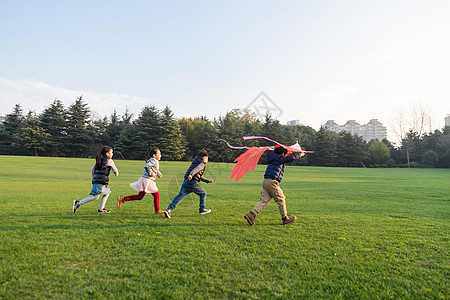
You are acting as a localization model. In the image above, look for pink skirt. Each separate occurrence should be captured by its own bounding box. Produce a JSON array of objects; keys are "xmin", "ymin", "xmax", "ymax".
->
[{"xmin": 129, "ymin": 177, "xmax": 158, "ymax": 194}]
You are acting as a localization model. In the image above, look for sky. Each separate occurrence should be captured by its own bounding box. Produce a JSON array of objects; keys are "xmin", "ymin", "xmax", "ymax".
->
[{"xmin": 1, "ymin": 0, "xmax": 450, "ymax": 142}]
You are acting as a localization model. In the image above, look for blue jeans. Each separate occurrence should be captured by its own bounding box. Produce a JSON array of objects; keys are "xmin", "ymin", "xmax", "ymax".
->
[{"xmin": 168, "ymin": 179, "xmax": 207, "ymax": 212}]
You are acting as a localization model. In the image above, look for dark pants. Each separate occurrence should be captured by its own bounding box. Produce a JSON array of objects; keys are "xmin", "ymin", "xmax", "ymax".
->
[{"xmin": 167, "ymin": 179, "xmax": 207, "ymax": 213}]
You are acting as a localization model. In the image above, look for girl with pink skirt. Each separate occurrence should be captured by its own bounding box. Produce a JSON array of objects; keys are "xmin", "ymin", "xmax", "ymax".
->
[{"xmin": 117, "ymin": 148, "xmax": 163, "ymax": 214}]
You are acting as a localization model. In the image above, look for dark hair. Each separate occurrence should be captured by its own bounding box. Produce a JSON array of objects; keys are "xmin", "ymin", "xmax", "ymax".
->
[
  {"xmin": 197, "ymin": 149, "xmax": 208, "ymax": 157},
  {"xmin": 145, "ymin": 148, "xmax": 160, "ymax": 161},
  {"xmin": 95, "ymin": 146, "xmax": 112, "ymax": 168},
  {"xmin": 274, "ymin": 146, "xmax": 288, "ymax": 155}
]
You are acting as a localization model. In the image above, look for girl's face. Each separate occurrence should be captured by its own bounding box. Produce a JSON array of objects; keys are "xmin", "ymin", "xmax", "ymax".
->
[
  {"xmin": 106, "ymin": 149, "xmax": 113, "ymax": 158},
  {"xmin": 153, "ymin": 149, "xmax": 162, "ymax": 161}
]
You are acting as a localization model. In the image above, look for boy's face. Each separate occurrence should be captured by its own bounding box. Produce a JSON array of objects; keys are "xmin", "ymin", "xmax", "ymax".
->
[{"xmin": 203, "ymin": 156, "xmax": 208, "ymax": 163}]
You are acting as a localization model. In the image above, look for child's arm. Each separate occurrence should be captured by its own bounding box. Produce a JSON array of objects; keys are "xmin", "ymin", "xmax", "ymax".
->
[
  {"xmin": 200, "ymin": 176, "xmax": 213, "ymax": 184},
  {"xmin": 144, "ymin": 159, "xmax": 161, "ymax": 178},
  {"xmin": 275, "ymin": 152, "xmax": 302, "ymax": 164},
  {"xmin": 107, "ymin": 159, "xmax": 119, "ymax": 176},
  {"xmin": 187, "ymin": 162, "xmax": 206, "ymax": 179}
]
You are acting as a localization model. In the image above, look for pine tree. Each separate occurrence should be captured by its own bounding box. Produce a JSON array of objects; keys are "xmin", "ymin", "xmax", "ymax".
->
[
  {"xmin": 160, "ymin": 106, "xmax": 186, "ymax": 161},
  {"xmin": 16, "ymin": 111, "xmax": 50, "ymax": 156},
  {"xmin": 262, "ymin": 114, "xmax": 284, "ymax": 143},
  {"xmin": 311, "ymin": 126, "xmax": 339, "ymax": 166},
  {"xmin": 3, "ymin": 104, "xmax": 25, "ymax": 155},
  {"xmin": 0, "ymin": 124, "xmax": 11, "ymax": 154},
  {"xmin": 92, "ymin": 116, "xmax": 109, "ymax": 146},
  {"xmin": 105, "ymin": 110, "xmax": 122, "ymax": 147},
  {"xmin": 215, "ymin": 110, "xmax": 247, "ymax": 162},
  {"xmin": 135, "ymin": 105, "xmax": 162, "ymax": 155},
  {"xmin": 115, "ymin": 123, "xmax": 141, "ymax": 160},
  {"xmin": 65, "ymin": 96, "xmax": 93, "ymax": 157},
  {"xmin": 337, "ymin": 132, "xmax": 367, "ymax": 167},
  {"xmin": 40, "ymin": 99, "xmax": 67, "ymax": 156}
]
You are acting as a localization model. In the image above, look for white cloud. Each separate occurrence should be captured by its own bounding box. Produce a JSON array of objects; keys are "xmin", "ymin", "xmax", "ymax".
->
[{"xmin": 0, "ymin": 78, "xmax": 153, "ymax": 118}]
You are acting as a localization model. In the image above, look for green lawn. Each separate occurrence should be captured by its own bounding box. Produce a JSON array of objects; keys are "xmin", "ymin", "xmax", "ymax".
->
[{"xmin": 0, "ymin": 156, "xmax": 448, "ymax": 299}]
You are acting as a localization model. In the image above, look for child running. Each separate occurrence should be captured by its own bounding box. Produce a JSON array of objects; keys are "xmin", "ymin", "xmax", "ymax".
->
[
  {"xmin": 164, "ymin": 149, "xmax": 213, "ymax": 218},
  {"xmin": 244, "ymin": 146, "xmax": 301, "ymax": 225},
  {"xmin": 72, "ymin": 146, "xmax": 119, "ymax": 213},
  {"xmin": 117, "ymin": 148, "xmax": 164, "ymax": 214}
]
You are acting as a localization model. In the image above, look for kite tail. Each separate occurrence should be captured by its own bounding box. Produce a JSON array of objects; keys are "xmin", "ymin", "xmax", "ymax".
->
[
  {"xmin": 242, "ymin": 136, "xmax": 280, "ymax": 145},
  {"xmin": 217, "ymin": 139, "xmax": 250, "ymax": 150}
]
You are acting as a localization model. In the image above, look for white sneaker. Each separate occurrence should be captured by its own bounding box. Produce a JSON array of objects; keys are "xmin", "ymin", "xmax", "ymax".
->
[
  {"xmin": 199, "ymin": 209, "xmax": 211, "ymax": 215},
  {"xmin": 164, "ymin": 209, "xmax": 172, "ymax": 218},
  {"xmin": 72, "ymin": 200, "xmax": 79, "ymax": 213}
]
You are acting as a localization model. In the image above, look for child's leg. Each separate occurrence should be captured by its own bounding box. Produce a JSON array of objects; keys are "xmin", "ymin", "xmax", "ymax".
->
[
  {"xmin": 167, "ymin": 182, "xmax": 191, "ymax": 210},
  {"xmin": 251, "ymin": 179, "xmax": 273, "ymax": 215},
  {"xmin": 192, "ymin": 182, "xmax": 207, "ymax": 212},
  {"xmin": 267, "ymin": 181, "xmax": 287, "ymax": 218},
  {"xmin": 79, "ymin": 195, "xmax": 101, "ymax": 206},
  {"xmin": 152, "ymin": 192, "xmax": 160, "ymax": 211},
  {"xmin": 99, "ymin": 193, "xmax": 110, "ymax": 210},
  {"xmin": 123, "ymin": 191, "xmax": 146, "ymax": 201}
]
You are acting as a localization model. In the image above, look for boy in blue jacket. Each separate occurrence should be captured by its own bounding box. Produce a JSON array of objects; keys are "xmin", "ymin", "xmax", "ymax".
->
[
  {"xmin": 244, "ymin": 146, "xmax": 302, "ymax": 225},
  {"xmin": 164, "ymin": 149, "xmax": 213, "ymax": 218}
]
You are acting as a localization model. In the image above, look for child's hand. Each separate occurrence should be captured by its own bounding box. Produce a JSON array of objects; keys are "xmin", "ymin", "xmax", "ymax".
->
[
  {"xmin": 188, "ymin": 175, "xmax": 193, "ymax": 180},
  {"xmin": 158, "ymin": 174, "xmax": 163, "ymax": 178},
  {"xmin": 209, "ymin": 179, "xmax": 214, "ymax": 184}
]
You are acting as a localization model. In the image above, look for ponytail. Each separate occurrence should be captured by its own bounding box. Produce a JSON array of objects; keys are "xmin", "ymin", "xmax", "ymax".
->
[
  {"xmin": 95, "ymin": 146, "xmax": 112, "ymax": 168},
  {"xmin": 144, "ymin": 147, "xmax": 159, "ymax": 161}
]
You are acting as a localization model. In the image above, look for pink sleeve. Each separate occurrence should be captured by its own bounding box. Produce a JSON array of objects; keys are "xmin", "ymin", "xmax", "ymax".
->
[{"xmin": 106, "ymin": 159, "xmax": 119, "ymax": 175}]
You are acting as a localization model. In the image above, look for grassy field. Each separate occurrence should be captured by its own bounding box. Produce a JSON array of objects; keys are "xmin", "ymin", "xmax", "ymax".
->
[{"xmin": 0, "ymin": 155, "xmax": 448, "ymax": 299}]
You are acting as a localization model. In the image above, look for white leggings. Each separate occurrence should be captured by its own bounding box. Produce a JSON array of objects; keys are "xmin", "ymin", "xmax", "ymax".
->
[{"xmin": 79, "ymin": 193, "xmax": 110, "ymax": 210}]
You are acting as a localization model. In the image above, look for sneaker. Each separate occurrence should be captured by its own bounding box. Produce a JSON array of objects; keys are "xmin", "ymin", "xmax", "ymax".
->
[
  {"xmin": 244, "ymin": 211, "xmax": 255, "ymax": 225},
  {"xmin": 117, "ymin": 196, "xmax": 124, "ymax": 209},
  {"xmin": 98, "ymin": 209, "xmax": 111, "ymax": 213},
  {"xmin": 199, "ymin": 209, "xmax": 211, "ymax": 215},
  {"xmin": 72, "ymin": 200, "xmax": 80, "ymax": 213},
  {"xmin": 155, "ymin": 209, "xmax": 164, "ymax": 215},
  {"xmin": 164, "ymin": 209, "xmax": 172, "ymax": 218},
  {"xmin": 282, "ymin": 215, "xmax": 297, "ymax": 225}
]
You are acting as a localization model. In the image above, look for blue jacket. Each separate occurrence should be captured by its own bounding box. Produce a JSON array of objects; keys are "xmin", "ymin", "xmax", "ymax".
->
[{"xmin": 264, "ymin": 152, "xmax": 302, "ymax": 182}]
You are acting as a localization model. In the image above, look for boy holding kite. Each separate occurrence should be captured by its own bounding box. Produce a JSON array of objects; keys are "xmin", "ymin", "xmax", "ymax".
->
[
  {"xmin": 219, "ymin": 136, "xmax": 312, "ymax": 226},
  {"xmin": 244, "ymin": 146, "xmax": 302, "ymax": 226}
]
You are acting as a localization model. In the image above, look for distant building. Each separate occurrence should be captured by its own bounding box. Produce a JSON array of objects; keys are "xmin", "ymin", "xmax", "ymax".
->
[
  {"xmin": 324, "ymin": 119, "xmax": 387, "ymax": 142},
  {"xmin": 324, "ymin": 120, "xmax": 340, "ymax": 131},
  {"xmin": 287, "ymin": 119, "xmax": 303, "ymax": 126},
  {"xmin": 342, "ymin": 120, "xmax": 361, "ymax": 136},
  {"xmin": 361, "ymin": 119, "xmax": 387, "ymax": 142},
  {"xmin": 445, "ymin": 114, "xmax": 450, "ymax": 127},
  {"xmin": 0, "ymin": 114, "xmax": 5, "ymax": 125}
]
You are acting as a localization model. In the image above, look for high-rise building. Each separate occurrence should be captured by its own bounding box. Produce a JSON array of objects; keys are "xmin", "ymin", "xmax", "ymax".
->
[
  {"xmin": 361, "ymin": 119, "xmax": 387, "ymax": 142},
  {"xmin": 324, "ymin": 120, "xmax": 340, "ymax": 131},
  {"xmin": 323, "ymin": 119, "xmax": 387, "ymax": 142},
  {"xmin": 445, "ymin": 114, "xmax": 450, "ymax": 127},
  {"xmin": 287, "ymin": 120, "xmax": 302, "ymax": 126},
  {"xmin": 342, "ymin": 120, "xmax": 361, "ymax": 136}
]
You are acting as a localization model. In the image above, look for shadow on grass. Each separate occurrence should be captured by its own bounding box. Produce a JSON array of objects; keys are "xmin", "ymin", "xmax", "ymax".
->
[{"xmin": 0, "ymin": 212, "xmax": 287, "ymax": 230}]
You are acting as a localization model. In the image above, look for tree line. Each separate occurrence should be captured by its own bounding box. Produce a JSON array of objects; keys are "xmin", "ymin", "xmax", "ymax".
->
[{"xmin": 1, "ymin": 97, "xmax": 450, "ymax": 168}]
